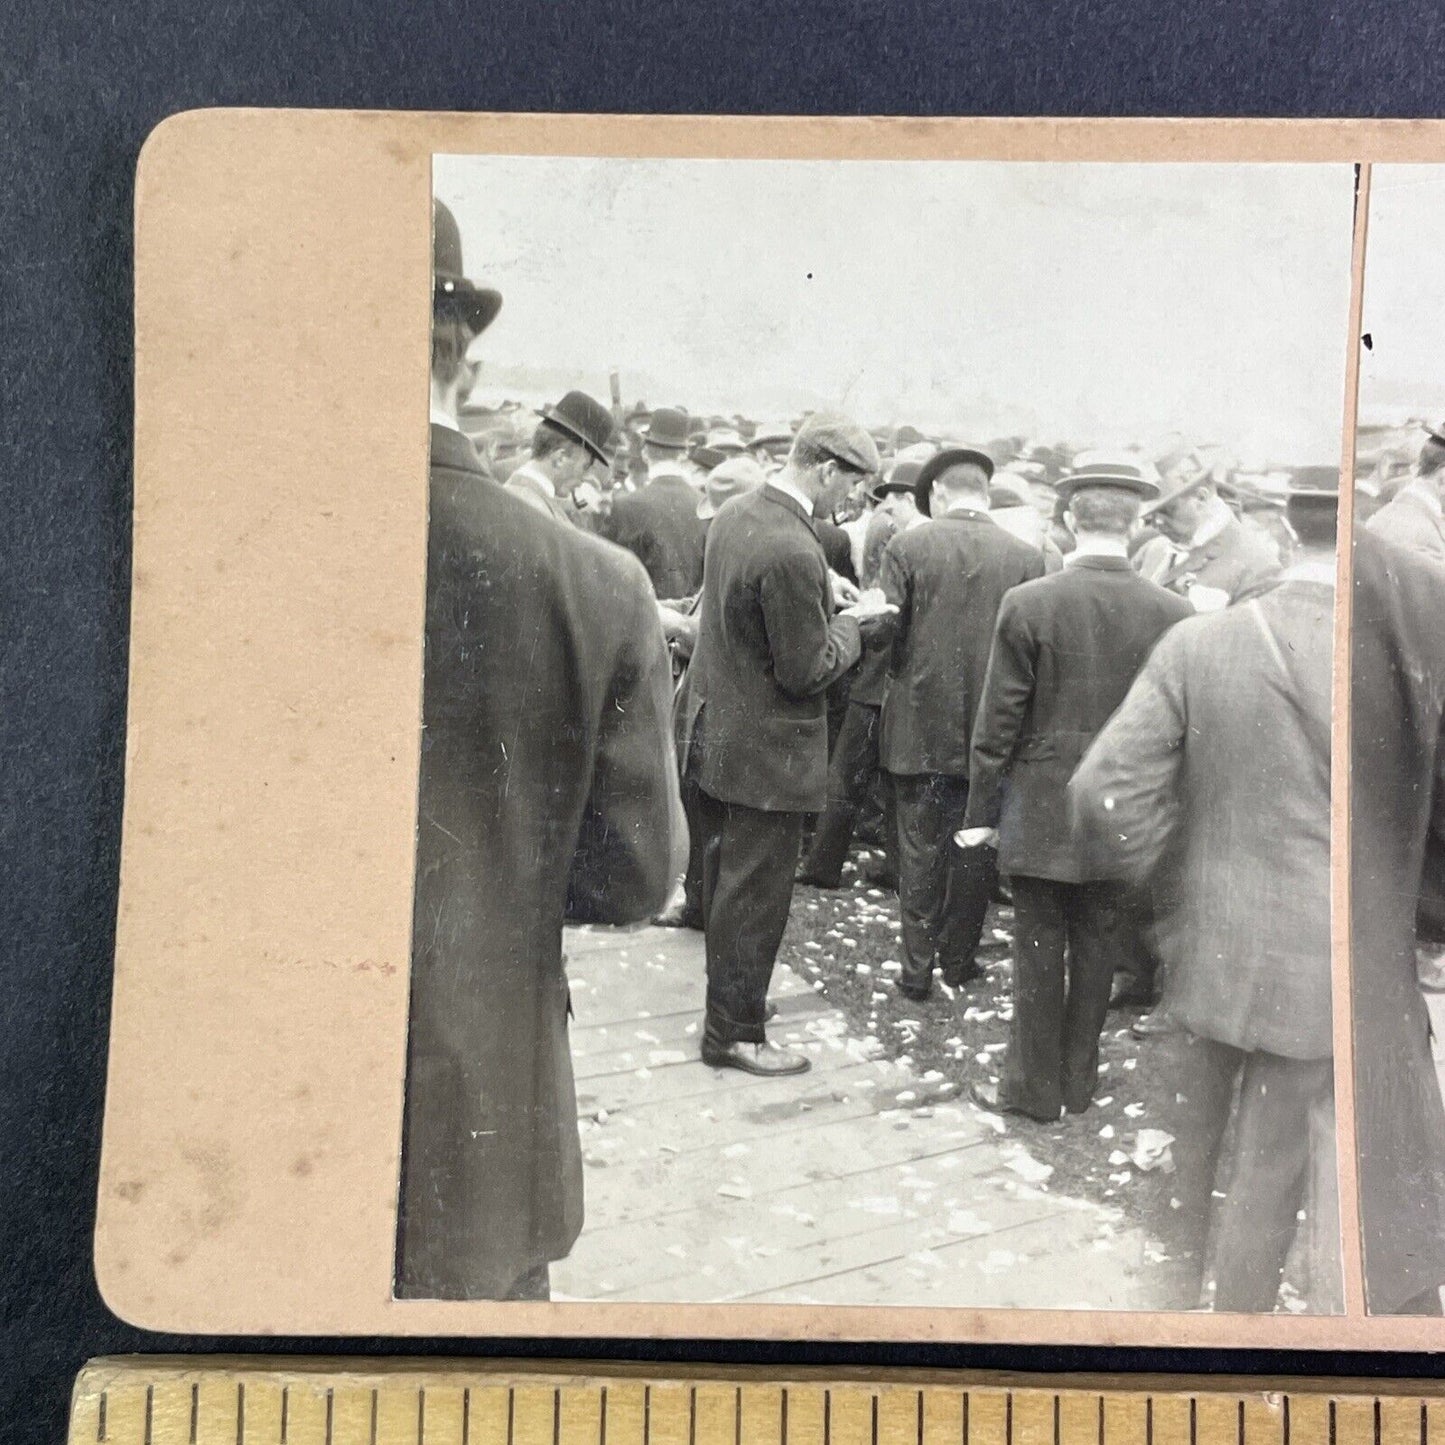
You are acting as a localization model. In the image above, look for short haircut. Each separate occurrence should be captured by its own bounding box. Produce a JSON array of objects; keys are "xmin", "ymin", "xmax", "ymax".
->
[
  {"xmin": 531, "ymin": 420, "xmax": 578, "ymax": 461},
  {"xmin": 1067, "ymin": 485, "xmax": 1143, "ymax": 536},
  {"xmin": 430, "ymin": 312, "xmax": 475, "ymax": 386},
  {"xmin": 1420, "ymin": 437, "xmax": 1445, "ymax": 479},
  {"xmin": 934, "ymin": 462, "xmax": 991, "ymax": 497}
]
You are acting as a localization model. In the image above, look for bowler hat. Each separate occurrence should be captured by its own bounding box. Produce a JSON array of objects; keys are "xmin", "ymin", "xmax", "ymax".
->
[
  {"xmin": 433, "ymin": 200, "xmax": 503, "ymax": 336},
  {"xmin": 536, "ymin": 390, "xmax": 617, "ymax": 466},
  {"xmin": 868, "ymin": 459, "xmax": 923, "ymax": 504},
  {"xmin": 988, "ymin": 473, "xmax": 1034, "ymax": 510},
  {"xmin": 641, "ymin": 407, "xmax": 690, "ymax": 450},
  {"xmin": 914, "ymin": 447, "xmax": 995, "ymax": 516},
  {"xmin": 698, "ymin": 455, "xmax": 766, "ymax": 519},
  {"xmin": 1057, "ymin": 453, "xmax": 1161, "ymax": 504}
]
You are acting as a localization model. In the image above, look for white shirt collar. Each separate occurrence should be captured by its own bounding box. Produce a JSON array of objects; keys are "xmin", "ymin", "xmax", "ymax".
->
[
  {"xmin": 942, "ymin": 498, "xmax": 990, "ymax": 517},
  {"xmin": 649, "ymin": 459, "xmax": 690, "ymax": 484},
  {"xmin": 512, "ymin": 460, "xmax": 556, "ymax": 499},
  {"xmin": 1067, "ymin": 537, "xmax": 1130, "ymax": 560},
  {"xmin": 430, "ymin": 401, "xmax": 463, "ymax": 433},
  {"xmin": 766, "ymin": 476, "xmax": 814, "ymax": 516}
]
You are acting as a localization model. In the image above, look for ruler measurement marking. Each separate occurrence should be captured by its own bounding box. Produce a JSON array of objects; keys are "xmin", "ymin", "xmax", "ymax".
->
[
  {"xmin": 872, "ymin": 1394, "xmax": 880, "ymax": 1445},
  {"xmin": 1329, "ymin": 1400, "xmax": 1337, "ymax": 1445},
  {"xmin": 917, "ymin": 1391, "xmax": 925, "ymax": 1445},
  {"xmin": 463, "ymin": 1388, "xmax": 471, "ymax": 1445},
  {"xmin": 782, "ymin": 1388, "xmax": 790, "ymax": 1445},
  {"xmin": 371, "ymin": 1387, "xmax": 380, "ymax": 1445},
  {"xmin": 1424, "ymin": 1402, "xmax": 1431, "ymax": 1445},
  {"xmin": 1281, "ymin": 1397, "xmax": 1289, "ymax": 1445},
  {"xmin": 961, "ymin": 1390, "xmax": 968, "ymax": 1445},
  {"xmin": 1097, "ymin": 1396, "xmax": 1105, "ymax": 1445},
  {"xmin": 281, "ymin": 1387, "xmax": 290, "ymax": 1444},
  {"xmin": 737, "ymin": 1388, "xmax": 744, "ymax": 1445},
  {"xmin": 686, "ymin": 1388, "xmax": 693, "ymax": 1445},
  {"xmin": 553, "ymin": 1388, "xmax": 562, "ymax": 1445},
  {"xmin": 1376, "ymin": 1400, "xmax": 1383, "ymax": 1445},
  {"xmin": 1052, "ymin": 1395, "xmax": 1060, "ymax": 1445},
  {"xmin": 326, "ymin": 1387, "xmax": 334, "ymax": 1445},
  {"xmin": 507, "ymin": 1389, "xmax": 516, "ymax": 1445},
  {"xmin": 1006, "ymin": 1393, "xmax": 1013, "ymax": 1445},
  {"xmin": 144, "ymin": 1386, "xmax": 153, "ymax": 1445},
  {"xmin": 98, "ymin": 1392, "xmax": 107, "ymax": 1442},
  {"xmin": 1190, "ymin": 1398, "xmax": 1198, "ymax": 1445},
  {"xmin": 1237, "ymin": 1400, "xmax": 1244, "ymax": 1445},
  {"xmin": 646, "ymin": 1386, "xmax": 655, "ymax": 1445},
  {"xmin": 238, "ymin": 1383, "xmax": 246, "ymax": 1445},
  {"xmin": 1147, "ymin": 1397, "xmax": 1155, "ymax": 1445},
  {"xmin": 600, "ymin": 1386, "xmax": 608, "ymax": 1445},
  {"xmin": 190, "ymin": 1384, "xmax": 199, "ymax": 1445},
  {"xmin": 824, "ymin": 1391, "xmax": 831, "ymax": 1445},
  {"xmin": 418, "ymin": 1388, "xmax": 426, "ymax": 1445}
]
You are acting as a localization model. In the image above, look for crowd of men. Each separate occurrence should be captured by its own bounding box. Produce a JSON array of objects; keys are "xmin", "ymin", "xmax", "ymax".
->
[{"xmin": 396, "ymin": 199, "xmax": 1445, "ymax": 1319}]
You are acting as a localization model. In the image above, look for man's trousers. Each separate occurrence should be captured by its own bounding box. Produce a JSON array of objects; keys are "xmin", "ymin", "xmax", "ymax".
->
[
  {"xmin": 800, "ymin": 700, "xmax": 893, "ymax": 887},
  {"xmin": 697, "ymin": 786, "xmax": 804, "ymax": 1046},
  {"xmin": 890, "ymin": 771, "xmax": 995, "ymax": 993},
  {"xmin": 1162, "ymin": 1031, "xmax": 1337, "ymax": 1312},
  {"xmin": 998, "ymin": 876, "xmax": 1125, "ymax": 1118}
]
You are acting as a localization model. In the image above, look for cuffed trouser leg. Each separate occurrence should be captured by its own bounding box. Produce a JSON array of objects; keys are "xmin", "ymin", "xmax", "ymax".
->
[
  {"xmin": 1000, "ymin": 876, "xmax": 1067, "ymax": 1118},
  {"xmin": 892, "ymin": 773, "xmax": 967, "ymax": 993},
  {"xmin": 699, "ymin": 788, "xmax": 803, "ymax": 1046}
]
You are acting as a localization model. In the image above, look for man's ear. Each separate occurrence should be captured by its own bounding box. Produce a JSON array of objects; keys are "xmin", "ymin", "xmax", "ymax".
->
[{"xmin": 1062, "ymin": 508, "xmax": 1078, "ymax": 538}]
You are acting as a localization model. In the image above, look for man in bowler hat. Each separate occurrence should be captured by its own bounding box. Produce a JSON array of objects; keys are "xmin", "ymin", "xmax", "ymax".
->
[
  {"xmin": 397, "ymin": 201, "xmax": 682, "ymax": 1301},
  {"xmin": 506, "ymin": 390, "xmax": 618, "ymax": 527},
  {"xmin": 681, "ymin": 413, "xmax": 893, "ymax": 1075},
  {"xmin": 601, "ymin": 407, "xmax": 708, "ymax": 598},
  {"xmin": 961, "ymin": 455, "xmax": 1191, "ymax": 1123},
  {"xmin": 879, "ymin": 449, "xmax": 1045, "ymax": 1001}
]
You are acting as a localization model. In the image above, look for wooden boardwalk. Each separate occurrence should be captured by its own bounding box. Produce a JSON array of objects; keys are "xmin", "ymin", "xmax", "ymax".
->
[{"xmin": 553, "ymin": 923, "xmax": 1160, "ymax": 1309}]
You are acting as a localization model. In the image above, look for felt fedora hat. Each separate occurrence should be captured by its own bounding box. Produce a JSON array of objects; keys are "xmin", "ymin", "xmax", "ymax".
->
[
  {"xmin": 433, "ymin": 200, "xmax": 502, "ymax": 336},
  {"xmin": 641, "ymin": 407, "xmax": 690, "ymax": 450},
  {"xmin": 536, "ymin": 390, "xmax": 617, "ymax": 465},
  {"xmin": 914, "ymin": 447, "xmax": 995, "ymax": 516},
  {"xmin": 1057, "ymin": 452, "xmax": 1162, "ymax": 504}
]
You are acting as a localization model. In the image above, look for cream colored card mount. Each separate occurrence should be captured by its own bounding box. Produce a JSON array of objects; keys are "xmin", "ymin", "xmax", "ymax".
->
[{"xmin": 101, "ymin": 110, "xmax": 1445, "ymax": 1344}]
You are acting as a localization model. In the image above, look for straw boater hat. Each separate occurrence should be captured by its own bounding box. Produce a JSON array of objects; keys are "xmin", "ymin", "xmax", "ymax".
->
[
  {"xmin": 433, "ymin": 200, "xmax": 502, "ymax": 336},
  {"xmin": 913, "ymin": 447, "xmax": 995, "ymax": 517},
  {"xmin": 1057, "ymin": 452, "xmax": 1162, "ymax": 503}
]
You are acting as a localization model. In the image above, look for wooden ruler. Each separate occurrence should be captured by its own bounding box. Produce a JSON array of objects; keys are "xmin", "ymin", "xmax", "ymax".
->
[{"xmin": 68, "ymin": 1360, "xmax": 1444, "ymax": 1445}]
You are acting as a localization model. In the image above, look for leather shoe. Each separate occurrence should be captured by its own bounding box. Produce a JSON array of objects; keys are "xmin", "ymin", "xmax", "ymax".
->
[
  {"xmin": 795, "ymin": 869, "xmax": 843, "ymax": 889},
  {"xmin": 940, "ymin": 962, "xmax": 983, "ymax": 989},
  {"xmin": 701, "ymin": 1040, "xmax": 812, "ymax": 1076},
  {"xmin": 655, "ymin": 902, "xmax": 703, "ymax": 930},
  {"xmin": 969, "ymin": 1079, "xmax": 1060, "ymax": 1124}
]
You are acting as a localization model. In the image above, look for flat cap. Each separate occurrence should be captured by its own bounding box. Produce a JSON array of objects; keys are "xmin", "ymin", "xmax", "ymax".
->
[{"xmin": 795, "ymin": 411, "xmax": 882, "ymax": 475}]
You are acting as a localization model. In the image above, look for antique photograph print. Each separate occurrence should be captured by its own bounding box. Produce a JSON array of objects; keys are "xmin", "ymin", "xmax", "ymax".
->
[
  {"xmin": 1350, "ymin": 163, "xmax": 1445, "ymax": 1316},
  {"xmin": 398, "ymin": 155, "xmax": 1356, "ymax": 1313}
]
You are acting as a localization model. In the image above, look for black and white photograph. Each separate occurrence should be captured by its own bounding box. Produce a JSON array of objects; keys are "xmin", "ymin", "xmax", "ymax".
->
[
  {"xmin": 1350, "ymin": 163, "xmax": 1445, "ymax": 1317},
  {"xmin": 396, "ymin": 154, "xmax": 1357, "ymax": 1314}
]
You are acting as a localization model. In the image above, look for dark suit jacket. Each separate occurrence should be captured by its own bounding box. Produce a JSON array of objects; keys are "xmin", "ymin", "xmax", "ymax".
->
[
  {"xmin": 963, "ymin": 556, "xmax": 1191, "ymax": 881},
  {"xmin": 1366, "ymin": 483, "xmax": 1445, "ymax": 567},
  {"xmin": 602, "ymin": 471, "xmax": 706, "ymax": 598},
  {"xmin": 1069, "ymin": 578, "xmax": 1334, "ymax": 1061},
  {"xmin": 1350, "ymin": 532, "xmax": 1445, "ymax": 1312},
  {"xmin": 1156, "ymin": 513, "xmax": 1280, "ymax": 601},
  {"xmin": 878, "ymin": 509, "xmax": 1044, "ymax": 777},
  {"xmin": 398, "ymin": 424, "xmax": 679, "ymax": 1300},
  {"xmin": 817, "ymin": 517, "xmax": 858, "ymax": 584},
  {"xmin": 683, "ymin": 485, "xmax": 862, "ymax": 813}
]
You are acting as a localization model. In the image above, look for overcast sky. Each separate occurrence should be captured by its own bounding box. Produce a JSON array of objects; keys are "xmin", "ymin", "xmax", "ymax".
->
[
  {"xmin": 436, "ymin": 155, "xmax": 1356, "ymax": 465},
  {"xmin": 1358, "ymin": 165, "xmax": 1445, "ymax": 424}
]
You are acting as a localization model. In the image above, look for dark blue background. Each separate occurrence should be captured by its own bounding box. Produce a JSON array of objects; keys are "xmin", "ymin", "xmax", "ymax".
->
[{"xmin": 3, "ymin": 2, "xmax": 1443, "ymax": 1441}]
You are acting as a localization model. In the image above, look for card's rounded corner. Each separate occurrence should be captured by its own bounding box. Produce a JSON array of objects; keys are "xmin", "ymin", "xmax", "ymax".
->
[
  {"xmin": 92, "ymin": 1211, "xmax": 184, "ymax": 1336},
  {"xmin": 135, "ymin": 107, "xmax": 234, "ymax": 192}
]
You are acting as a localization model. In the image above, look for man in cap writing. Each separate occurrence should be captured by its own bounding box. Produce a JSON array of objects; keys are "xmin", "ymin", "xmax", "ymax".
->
[{"xmin": 681, "ymin": 413, "xmax": 893, "ymax": 1075}]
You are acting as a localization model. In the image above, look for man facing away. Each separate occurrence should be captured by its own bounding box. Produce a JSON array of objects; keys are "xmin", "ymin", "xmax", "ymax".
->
[
  {"xmin": 397, "ymin": 202, "xmax": 683, "ymax": 1302},
  {"xmin": 1366, "ymin": 419, "xmax": 1445, "ymax": 566},
  {"xmin": 601, "ymin": 406, "xmax": 708, "ymax": 598},
  {"xmin": 681, "ymin": 413, "xmax": 893, "ymax": 1076},
  {"xmin": 505, "ymin": 389, "xmax": 618, "ymax": 528},
  {"xmin": 879, "ymin": 448, "xmax": 1045, "ymax": 1002},
  {"xmin": 959, "ymin": 455, "xmax": 1191, "ymax": 1123},
  {"xmin": 1069, "ymin": 480, "xmax": 1340, "ymax": 1312}
]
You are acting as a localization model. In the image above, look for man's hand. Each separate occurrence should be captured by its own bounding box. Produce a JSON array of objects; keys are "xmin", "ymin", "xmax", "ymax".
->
[
  {"xmin": 840, "ymin": 585, "xmax": 898, "ymax": 623},
  {"xmin": 830, "ymin": 571, "xmax": 862, "ymax": 606},
  {"xmin": 955, "ymin": 827, "xmax": 999, "ymax": 850}
]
